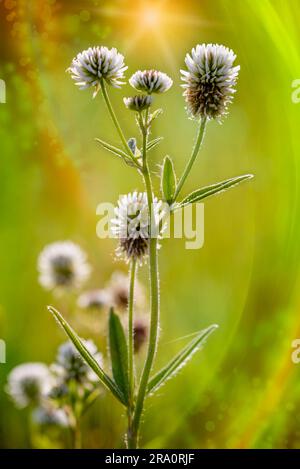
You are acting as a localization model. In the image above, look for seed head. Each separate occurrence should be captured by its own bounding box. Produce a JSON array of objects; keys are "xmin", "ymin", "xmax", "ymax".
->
[
  {"xmin": 67, "ymin": 46, "xmax": 127, "ymax": 97},
  {"xmin": 181, "ymin": 44, "xmax": 240, "ymax": 120},
  {"xmin": 134, "ymin": 317, "xmax": 148, "ymax": 353},
  {"xmin": 111, "ymin": 192, "xmax": 162, "ymax": 264},
  {"xmin": 77, "ymin": 289, "xmax": 110, "ymax": 310},
  {"xmin": 105, "ymin": 271, "xmax": 146, "ymax": 311},
  {"xmin": 37, "ymin": 241, "xmax": 91, "ymax": 291},
  {"xmin": 123, "ymin": 95, "xmax": 153, "ymax": 112},
  {"xmin": 32, "ymin": 405, "xmax": 70, "ymax": 428},
  {"xmin": 129, "ymin": 70, "xmax": 173, "ymax": 94},
  {"xmin": 6, "ymin": 363, "xmax": 53, "ymax": 408},
  {"xmin": 54, "ymin": 340, "xmax": 102, "ymax": 386}
]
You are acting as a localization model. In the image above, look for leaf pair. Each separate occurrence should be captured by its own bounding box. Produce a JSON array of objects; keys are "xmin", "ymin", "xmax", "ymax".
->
[
  {"xmin": 48, "ymin": 306, "xmax": 218, "ymax": 407},
  {"xmin": 95, "ymin": 138, "xmax": 138, "ymax": 168},
  {"xmin": 48, "ymin": 306, "xmax": 129, "ymax": 407}
]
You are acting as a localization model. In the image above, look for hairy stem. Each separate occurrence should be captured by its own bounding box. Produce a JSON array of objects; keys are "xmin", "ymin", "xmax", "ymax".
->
[
  {"xmin": 174, "ymin": 116, "xmax": 207, "ymax": 200},
  {"xmin": 99, "ymin": 80, "xmax": 140, "ymax": 166},
  {"xmin": 128, "ymin": 259, "xmax": 137, "ymax": 399},
  {"xmin": 130, "ymin": 112, "xmax": 160, "ymax": 448},
  {"xmin": 127, "ymin": 259, "xmax": 137, "ymax": 449},
  {"xmin": 72, "ymin": 417, "xmax": 82, "ymax": 449}
]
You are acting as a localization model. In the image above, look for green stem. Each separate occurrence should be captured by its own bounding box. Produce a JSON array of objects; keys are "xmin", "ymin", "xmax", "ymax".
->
[
  {"xmin": 99, "ymin": 80, "xmax": 140, "ymax": 166},
  {"xmin": 128, "ymin": 258, "xmax": 137, "ymax": 403},
  {"xmin": 130, "ymin": 113, "xmax": 160, "ymax": 448},
  {"xmin": 73, "ymin": 420, "xmax": 82, "ymax": 449},
  {"xmin": 174, "ymin": 116, "xmax": 207, "ymax": 200}
]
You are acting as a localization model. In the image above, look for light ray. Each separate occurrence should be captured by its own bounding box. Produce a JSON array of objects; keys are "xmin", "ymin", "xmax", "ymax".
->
[{"xmin": 152, "ymin": 28, "xmax": 179, "ymax": 74}]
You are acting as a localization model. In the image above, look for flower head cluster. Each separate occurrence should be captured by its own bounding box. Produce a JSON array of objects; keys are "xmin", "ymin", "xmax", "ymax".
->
[
  {"xmin": 38, "ymin": 241, "xmax": 91, "ymax": 291},
  {"xmin": 129, "ymin": 70, "xmax": 173, "ymax": 94},
  {"xmin": 53, "ymin": 340, "xmax": 102, "ymax": 386},
  {"xmin": 77, "ymin": 289, "xmax": 110, "ymax": 310},
  {"xmin": 123, "ymin": 95, "xmax": 153, "ymax": 112},
  {"xmin": 32, "ymin": 405, "xmax": 69, "ymax": 428},
  {"xmin": 181, "ymin": 43, "xmax": 240, "ymax": 120},
  {"xmin": 67, "ymin": 46, "xmax": 127, "ymax": 97},
  {"xmin": 106, "ymin": 271, "xmax": 146, "ymax": 311},
  {"xmin": 111, "ymin": 192, "xmax": 162, "ymax": 264},
  {"xmin": 6, "ymin": 363, "xmax": 53, "ymax": 408}
]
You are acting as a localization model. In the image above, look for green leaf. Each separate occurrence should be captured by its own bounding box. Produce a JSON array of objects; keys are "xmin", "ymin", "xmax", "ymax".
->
[
  {"xmin": 161, "ymin": 155, "xmax": 177, "ymax": 204},
  {"xmin": 148, "ymin": 108, "xmax": 163, "ymax": 124},
  {"xmin": 48, "ymin": 306, "xmax": 127, "ymax": 406},
  {"xmin": 109, "ymin": 308, "xmax": 129, "ymax": 405},
  {"xmin": 95, "ymin": 138, "xmax": 135, "ymax": 167},
  {"xmin": 177, "ymin": 174, "xmax": 253, "ymax": 209},
  {"xmin": 147, "ymin": 137, "xmax": 163, "ymax": 152},
  {"xmin": 147, "ymin": 324, "xmax": 218, "ymax": 395}
]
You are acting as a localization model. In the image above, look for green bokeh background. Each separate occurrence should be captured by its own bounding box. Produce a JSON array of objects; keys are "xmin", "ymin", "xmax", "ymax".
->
[{"xmin": 1, "ymin": 0, "xmax": 300, "ymax": 448}]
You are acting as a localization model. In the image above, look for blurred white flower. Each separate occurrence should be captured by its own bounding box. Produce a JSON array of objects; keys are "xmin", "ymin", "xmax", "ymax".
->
[
  {"xmin": 6, "ymin": 363, "xmax": 53, "ymax": 408},
  {"xmin": 129, "ymin": 70, "xmax": 173, "ymax": 94},
  {"xmin": 55, "ymin": 340, "xmax": 102, "ymax": 385},
  {"xmin": 105, "ymin": 271, "xmax": 146, "ymax": 311},
  {"xmin": 133, "ymin": 316, "xmax": 148, "ymax": 353},
  {"xmin": 123, "ymin": 95, "xmax": 153, "ymax": 112},
  {"xmin": 32, "ymin": 405, "xmax": 70, "ymax": 428},
  {"xmin": 67, "ymin": 46, "xmax": 127, "ymax": 97},
  {"xmin": 77, "ymin": 289, "xmax": 110, "ymax": 310},
  {"xmin": 181, "ymin": 43, "xmax": 240, "ymax": 120},
  {"xmin": 37, "ymin": 241, "xmax": 91, "ymax": 290},
  {"xmin": 111, "ymin": 192, "xmax": 162, "ymax": 263}
]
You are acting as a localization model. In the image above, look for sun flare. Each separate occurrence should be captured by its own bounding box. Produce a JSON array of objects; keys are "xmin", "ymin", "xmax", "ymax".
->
[{"xmin": 140, "ymin": 5, "xmax": 162, "ymax": 28}]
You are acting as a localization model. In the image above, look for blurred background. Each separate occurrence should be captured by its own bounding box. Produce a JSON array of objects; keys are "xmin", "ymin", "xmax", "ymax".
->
[{"xmin": 1, "ymin": 0, "xmax": 300, "ymax": 449}]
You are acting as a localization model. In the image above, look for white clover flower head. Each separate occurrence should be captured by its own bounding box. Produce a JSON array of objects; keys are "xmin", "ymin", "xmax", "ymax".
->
[
  {"xmin": 67, "ymin": 46, "xmax": 127, "ymax": 97},
  {"xmin": 111, "ymin": 192, "xmax": 163, "ymax": 264},
  {"xmin": 181, "ymin": 43, "xmax": 240, "ymax": 120},
  {"xmin": 105, "ymin": 271, "xmax": 146, "ymax": 311},
  {"xmin": 38, "ymin": 241, "xmax": 91, "ymax": 291},
  {"xmin": 55, "ymin": 340, "xmax": 102, "ymax": 385},
  {"xmin": 77, "ymin": 289, "xmax": 110, "ymax": 310},
  {"xmin": 6, "ymin": 363, "xmax": 53, "ymax": 408},
  {"xmin": 129, "ymin": 70, "xmax": 173, "ymax": 94},
  {"xmin": 123, "ymin": 95, "xmax": 153, "ymax": 112},
  {"xmin": 32, "ymin": 405, "xmax": 70, "ymax": 428}
]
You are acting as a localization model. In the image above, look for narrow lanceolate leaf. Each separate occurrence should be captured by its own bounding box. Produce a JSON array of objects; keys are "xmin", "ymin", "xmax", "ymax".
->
[
  {"xmin": 147, "ymin": 324, "xmax": 218, "ymax": 395},
  {"xmin": 161, "ymin": 155, "xmax": 177, "ymax": 204},
  {"xmin": 108, "ymin": 308, "xmax": 129, "ymax": 405},
  {"xmin": 95, "ymin": 138, "xmax": 135, "ymax": 167},
  {"xmin": 48, "ymin": 306, "xmax": 127, "ymax": 406},
  {"xmin": 177, "ymin": 174, "xmax": 253, "ymax": 209},
  {"xmin": 146, "ymin": 137, "xmax": 163, "ymax": 152},
  {"xmin": 148, "ymin": 108, "xmax": 163, "ymax": 124}
]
